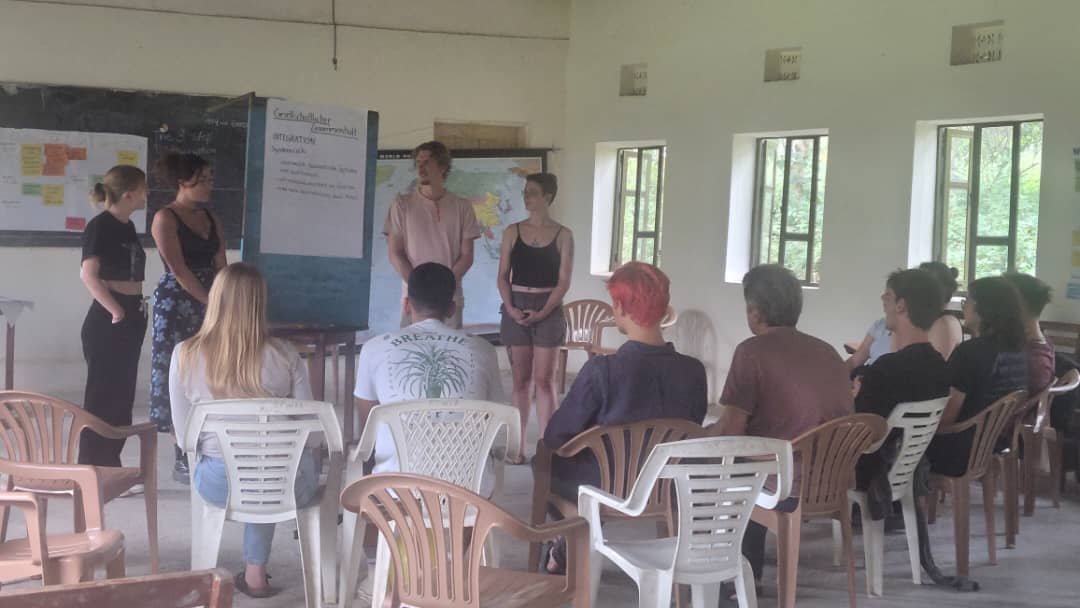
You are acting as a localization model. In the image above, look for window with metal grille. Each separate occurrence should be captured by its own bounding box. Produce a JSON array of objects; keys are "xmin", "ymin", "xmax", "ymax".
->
[
  {"xmin": 611, "ymin": 146, "xmax": 665, "ymax": 269},
  {"xmin": 935, "ymin": 120, "xmax": 1043, "ymax": 289},
  {"xmin": 752, "ymin": 135, "xmax": 828, "ymax": 285}
]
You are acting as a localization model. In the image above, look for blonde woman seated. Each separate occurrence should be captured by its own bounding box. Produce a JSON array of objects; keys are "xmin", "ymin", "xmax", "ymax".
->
[{"xmin": 169, "ymin": 262, "xmax": 319, "ymax": 599}]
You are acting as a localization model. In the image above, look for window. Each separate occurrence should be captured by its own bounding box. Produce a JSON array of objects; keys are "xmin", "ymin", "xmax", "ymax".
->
[
  {"xmin": 611, "ymin": 146, "xmax": 665, "ymax": 269},
  {"xmin": 935, "ymin": 120, "xmax": 1043, "ymax": 289},
  {"xmin": 752, "ymin": 135, "xmax": 829, "ymax": 285}
]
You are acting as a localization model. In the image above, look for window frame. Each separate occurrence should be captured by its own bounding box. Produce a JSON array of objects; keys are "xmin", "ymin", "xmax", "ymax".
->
[
  {"xmin": 610, "ymin": 145, "xmax": 665, "ymax": 269},
  {"xmin": 750, "ymin": 134, "xmax": 826, "ymax": 285},
  {"xmin": 932, "ymin": 119, "xmax": 1041, "ymax": 287}
]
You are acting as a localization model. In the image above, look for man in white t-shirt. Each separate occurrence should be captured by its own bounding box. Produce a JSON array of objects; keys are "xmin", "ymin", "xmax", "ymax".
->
[{"xmin": 354, "ymin": 262, "xmax": 505, "ymax": 477}]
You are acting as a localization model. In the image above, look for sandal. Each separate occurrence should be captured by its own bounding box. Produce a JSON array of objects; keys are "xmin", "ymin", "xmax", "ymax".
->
[
  {"xmin": 508, "ymin": 453, "xmax": 528, "ymax": 466},
  {"xmin": 544, "ymin": 537, "xmax": 567, "ymax": 575},
  {"xmin": 234, "ymin": 572, "xmax": 278, "ymax": 599}
]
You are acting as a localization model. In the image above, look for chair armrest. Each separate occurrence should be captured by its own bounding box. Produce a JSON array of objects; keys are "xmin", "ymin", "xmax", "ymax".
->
[
  {"xmin": 937, "ymin": 416, "xmax": 981, "ymax": 435},
  {"xmin": 552, "ymin": 431, "xmax": 598, "ymax": 459},
  {"xmin": 0, "ymin": 491, "xmax": 47, "ymax": 564},
  {"xmin": 0, "ymin": 460, "xmax": 106, "ymax": 529},
  {"xmin": 80, "ymin": 419, "xmax": 155, "ymax": 441},
  {"xmin": 496, "ymin": 514, "xmax": 590, "ymax": 545},
  {"xmin": 578, "ymin": 485, "xmax": 637, "ymax": 525}
]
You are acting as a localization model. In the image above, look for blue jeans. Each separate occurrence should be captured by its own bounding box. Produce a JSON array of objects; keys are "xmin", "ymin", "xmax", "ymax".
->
[{"xmin": 194, "ymin": 453, "xmax": 321, "ymax": 566}]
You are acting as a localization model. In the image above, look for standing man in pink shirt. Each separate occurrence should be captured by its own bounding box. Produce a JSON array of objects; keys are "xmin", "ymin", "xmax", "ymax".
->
[{"xmin": 385, "ymin": 141, "xmax": 483, "ymax": 329}]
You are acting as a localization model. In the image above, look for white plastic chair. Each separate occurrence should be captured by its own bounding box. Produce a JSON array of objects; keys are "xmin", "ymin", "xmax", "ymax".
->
[
  {"xmin": 579, "ymin": 436, "xmax": 793, "ymax": 608},
  {"xmin": 831, "ymin": 397, "xmax": 947, "ymax": 596},
  {"xmin": 181, "ymin": 398, "xmax": 343, "ymax": 608},
  {"xmin": 339, "ymin": 399, "xmax": 521, "ymax": 608}
]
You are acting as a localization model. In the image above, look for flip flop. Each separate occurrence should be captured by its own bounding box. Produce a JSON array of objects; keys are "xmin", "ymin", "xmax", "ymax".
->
[{"xmin": 234, "ymin": 572, "xmax": 279, "ymax": 599}]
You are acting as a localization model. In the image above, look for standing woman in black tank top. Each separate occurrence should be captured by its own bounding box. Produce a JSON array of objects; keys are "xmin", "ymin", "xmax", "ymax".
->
[
  {"xmin": 497, "ymin": 173, "xmax": 574, "ymax": 464},
  {"xmin": 79, "ymin": 166, "xmax": 149, "ymax": 466},
  {"xmin": 149, "ymin": 153, "xmax": 226, "ymax": 483}
]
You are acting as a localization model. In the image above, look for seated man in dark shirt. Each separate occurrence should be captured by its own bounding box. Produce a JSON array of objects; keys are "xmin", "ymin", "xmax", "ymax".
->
[
  {"xmin": 854, "ymin": 268, "xmax": 951, "ymax": 515},
  {"xmin": 541, "ymin": 261, "xmax": 707, "ymax": 503},
  {"xmin": 927, "ymin": 276, "xmax": 1028, "ymax": 477}
]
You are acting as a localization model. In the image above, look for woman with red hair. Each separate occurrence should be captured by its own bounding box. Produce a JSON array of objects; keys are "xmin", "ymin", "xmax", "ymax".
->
[{"xmin": 538, "ymin": 262, "xmax": 707, "ymax": 573}]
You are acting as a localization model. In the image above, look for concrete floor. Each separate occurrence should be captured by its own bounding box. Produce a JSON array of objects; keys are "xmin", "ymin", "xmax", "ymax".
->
[{"xmin": 3, "ymin": 379, "xmax": 1080, "ymax": 607}]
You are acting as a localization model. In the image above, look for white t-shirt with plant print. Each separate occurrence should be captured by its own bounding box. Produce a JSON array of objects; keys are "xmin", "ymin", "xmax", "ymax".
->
[{"xmin": 354, "ymin": 318, "xmax": 505, "ymax": 475}]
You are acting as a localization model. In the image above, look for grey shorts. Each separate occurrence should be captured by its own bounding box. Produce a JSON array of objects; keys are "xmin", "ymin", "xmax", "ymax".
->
[{"xmin": 500, "ymin": 291, "xmax": 565, "ymax": 348}]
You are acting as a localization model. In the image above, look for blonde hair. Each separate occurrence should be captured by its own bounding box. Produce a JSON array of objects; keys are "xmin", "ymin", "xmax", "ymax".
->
[
  {"xmin": 179, "ymin": 262, "xmax": 282, "ymax": 399},
  {"xmin": 91, "ymin": 165, "xmax": 146, "ymax": 209}
]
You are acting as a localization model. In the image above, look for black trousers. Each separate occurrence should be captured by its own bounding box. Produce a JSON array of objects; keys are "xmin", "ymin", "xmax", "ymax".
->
[
  {"xmin": 743, "ymin": 496, "xmax": 801, "ymax": 581},
  {"xmin": 79, "ymin": 294, "xmax": 147, "ymax": 467}
]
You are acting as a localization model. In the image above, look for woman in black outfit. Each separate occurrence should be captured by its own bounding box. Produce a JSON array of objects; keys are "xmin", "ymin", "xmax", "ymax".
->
[
  {"xmin": 79, "ymin": 165, "xmax": 149, "ymax": 466},
  {"xmin": 149, "ymin": 153, "xmax": 226, "ymax": 482}
]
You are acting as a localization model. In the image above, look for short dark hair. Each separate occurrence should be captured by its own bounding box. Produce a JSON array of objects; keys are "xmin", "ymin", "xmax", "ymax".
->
[
  {"xmin": 1003, "ymin": 272, "xmax": 1052, "ymax": 318},
  {"xmin": 887, "ymin": 269, "xmax": 943, "ymax": 331},
  {"xmin": 412, "ymin": 141, "xmax": 452, "ymax": 178},
  {"xmin": 407, "ymin": 263, "xmax": 456, "ymax": 318},
  {"xmin": 526, "ymin": 173, "xmax": 558, "ymax": 204},
  {"xmin": 742, "ymin": 264, "xmax": 802, "ymax": 327},
  {"xmin": 918, "ymin": 261, "xmax": 960, "ymax": 307},
  {"xmin": 968, "ymin": 276, "xmax": 1026, "ymax": 352}
]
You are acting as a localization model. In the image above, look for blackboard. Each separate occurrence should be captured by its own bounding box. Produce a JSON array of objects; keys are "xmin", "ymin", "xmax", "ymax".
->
[
  {"xmin": 0, "ymin": 82, "xmax": 248, "ymax": 247},
  {"xmin": 241, "ymin": 97, "xmax": 377, "ymax": 328}
]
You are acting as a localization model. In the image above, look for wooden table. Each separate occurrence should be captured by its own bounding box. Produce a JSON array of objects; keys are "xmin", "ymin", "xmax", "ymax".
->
[
  {"xmin": 270, "ymin": 323, "xmax": 363, "ymax": 445},
  {"xmin": 0, "ymin": 297, "xmax": 34, "ymax": 390}
]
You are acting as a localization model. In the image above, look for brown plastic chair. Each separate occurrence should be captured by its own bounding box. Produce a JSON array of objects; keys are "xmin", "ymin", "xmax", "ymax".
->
[
  {"xmin": 556, "ymin": 300, "xmax": 614, "ymax": 393},
  {"xmin": 992, "ymin": 387, "xmax": 1049, "ymax": 548},
  {"xmin": 529, "ymin": 418, "xmax": 705, "ymax": 573},
  {"xmin": 1, "ymin": 568, "xmax": 233, "ymax": 607},
  {"xmin": 0, "ymin": 391, "xmax": 158, "ymax": 573},
  {"xmin": 341, "ymin": 473, "xmax": 591, "ymax": 608},
  {"xmin": 750, "ymin": 413, "xmax": 888, "ymax": 608},
  {"xmin": 1023, "ymin": 369, "xmax": 1080, "ymax": 513},
  {"xmin": 927, "ymin": 391, "xmax": 1025, "ymax": 577},
  {"xmin": 587, "ymin": 306, "xmax": 678, "ymax": 359},
  {"xmin": 0, "ymin": 489, "xmax": 124, "ymax": 589}
]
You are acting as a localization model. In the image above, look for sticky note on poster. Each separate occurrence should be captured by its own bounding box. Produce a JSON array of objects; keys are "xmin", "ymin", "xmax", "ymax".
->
[
  {"xmin": 43, "ymin": 143, "xmax": 68, "ymax": 176},
  {"xmin": 41, "ymin": 184, "xmax": 65, "ymax": 206},
  {"xmin": 116, "ymin": 150, "xmax": 139, "ymax": 166},
  {"xmin": 21, "ymin": 144, "xmax": 43, "ymax": 176},
  {"xmin": 66, "ymin": 146, "xmax": 88, "ymax": 161},
  {"xmin": 21, "ymin": 183, "xmax": 42, "ymax": 196}
]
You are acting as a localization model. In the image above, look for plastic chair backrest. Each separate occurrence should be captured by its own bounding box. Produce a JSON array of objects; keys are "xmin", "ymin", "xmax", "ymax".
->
[
  {"xmin": 0, "ymin": 392, "xmax": 98, "ymax": 464},
  {"xmin": 793, "ymin": 413, "xmax": 888, "ymax": 516},
  {"xmin": 562, "ymin": 299, "xmax": 614, "ymax": 348},
  {"xmin": 182, "ymin": 398, "xmax": 342, "ymax": 520},
  {"xmin": 960, "ymin": 391, "xmax": 1025, "ymax": 478},
  {"xmin": 884, "ymin": 397, "xmax": 948, "ymax": 499},
  {"xmin": 617, "ymin": 436, "xmax": 793, "ymax": 575},
  {"xmin": 342, "ymin": 473, "xmax": 522, "ymax": 607},
  {"xmin": 558, "ymin": 418, "xmax": 704, "ymax": 511},
  {"xmin": 355, "ymin": 399, "xmax": 520, "ymax": 493}
]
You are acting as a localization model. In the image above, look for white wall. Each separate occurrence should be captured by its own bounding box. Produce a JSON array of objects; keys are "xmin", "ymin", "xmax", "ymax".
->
[
  {"xmin": 559, "ymin": 0, "xmax": 1080, "ymax": 388},
  {"xmin": 0, "ymin": 0, "xmax": 568, "ymax": 398}
]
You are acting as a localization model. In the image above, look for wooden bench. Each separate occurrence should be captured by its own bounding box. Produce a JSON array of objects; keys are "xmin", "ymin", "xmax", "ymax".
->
[{"xmin": 0, "ymin": 568, "xmax": 234, "ymax": 607}]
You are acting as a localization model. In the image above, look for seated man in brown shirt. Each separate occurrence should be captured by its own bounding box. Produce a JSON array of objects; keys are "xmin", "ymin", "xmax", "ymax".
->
[{"xmin": 708, "ymin": 264, "xmax": 853, "ymax": 586}]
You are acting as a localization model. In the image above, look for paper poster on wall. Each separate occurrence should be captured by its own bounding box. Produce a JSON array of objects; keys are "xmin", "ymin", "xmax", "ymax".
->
[
  {"xmin": 260, "ymin": 99, "xmax": 367, "ymax": 258},
  {"xmin": 0, "ymin": 128, "xmax": 147, "ymax": 232}
]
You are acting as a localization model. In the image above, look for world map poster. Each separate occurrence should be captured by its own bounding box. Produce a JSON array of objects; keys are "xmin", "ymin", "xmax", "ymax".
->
[{"xmin": 363, "ymin": 152, "xmax": 545, "ymax": 338}]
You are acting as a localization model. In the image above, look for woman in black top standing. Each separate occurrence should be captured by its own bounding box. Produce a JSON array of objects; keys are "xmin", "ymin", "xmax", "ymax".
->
[
  {"xmin": 150, "ymin": 153, "xmax": 226, "ymax": 482},
  {"xmin": 497, "ymin": 173, "xmax": 574, "ymax": 464},
  {"xmin": 79, "ymin": 165, "xmax": 149, "ymax": 466}
]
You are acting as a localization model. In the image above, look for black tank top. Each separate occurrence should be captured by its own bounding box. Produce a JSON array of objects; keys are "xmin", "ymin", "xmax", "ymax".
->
[
  {"xmin": 509, "ymin": 223, "xmax": 561, "ymax": 288},
  {"xmin": 164, "ymin": 208, "xmax": 219, "ymax": 271}
]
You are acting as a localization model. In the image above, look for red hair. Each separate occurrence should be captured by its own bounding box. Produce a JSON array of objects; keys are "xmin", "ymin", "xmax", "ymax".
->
[{"xmin": 607, "ymin": 262, "xmax": 670, "ymax": 327}]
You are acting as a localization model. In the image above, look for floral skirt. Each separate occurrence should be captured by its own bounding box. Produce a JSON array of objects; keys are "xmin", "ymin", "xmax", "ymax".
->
[{"xmin": 149, "ymin": 268, "xmax": 215, "ymax": 431}]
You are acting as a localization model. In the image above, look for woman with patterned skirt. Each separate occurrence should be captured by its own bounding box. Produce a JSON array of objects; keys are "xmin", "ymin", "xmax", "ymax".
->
[{"xmin": 150, "ymin": 152, "xmax": 226, "ymax": 483}]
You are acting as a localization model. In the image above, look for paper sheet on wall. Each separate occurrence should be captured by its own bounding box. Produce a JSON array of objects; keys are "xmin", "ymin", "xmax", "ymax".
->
[
  {"xmin": 260, "ymin": 99, "xmax": 367, "ymax": 258},
  {"xmin": 1069, "ymin": 147, "xmax": 1080, "ymax": 299},
  {"xmin": 0, "ymin": 128, "xmax": 148, "ymax": 232}
]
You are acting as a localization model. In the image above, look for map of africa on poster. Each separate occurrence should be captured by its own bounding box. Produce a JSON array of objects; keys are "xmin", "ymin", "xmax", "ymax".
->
[
  {"xmin": 0, "ymin": 127, "xmax": 147, "ymax": 233},
  {"xmin": 363, "ymin": 153, "xmax": 544, "ymax": 339}
]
